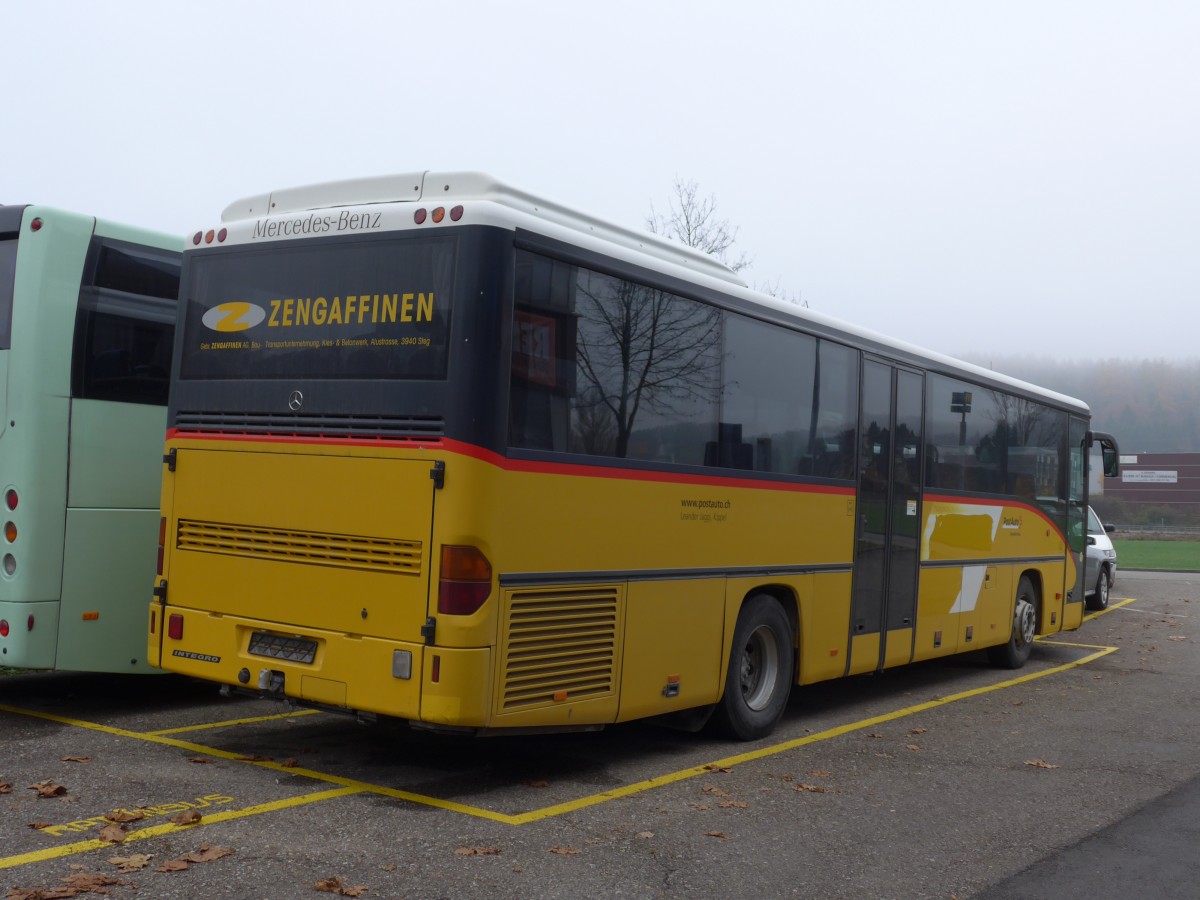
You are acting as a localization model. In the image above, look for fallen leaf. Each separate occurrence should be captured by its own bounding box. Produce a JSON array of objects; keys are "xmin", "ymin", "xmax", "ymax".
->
[
  {"xmin": 29, "ymin": 780, "xmax": 68, "ymax": 798},
  {"xmin": 61, "ymin": 757, "xmax": 92, "ymax": 764},
  {"xmin": 702, "ymin": 764, "xmax": 732, "ymax": 773},
  {"xmin": 314, "ymin": 877, "xmax": 368, "ymax": 897},
  {"xmin": 1167, "ymin": 636, "xmax": 1186, "ymax": 642},
  {"xmin": 156, "ymin": 858, "xmax": 191, "ymax": 873},
  {"xmin": 702, "ymin": 786, "xmax": 730, "ymax": 797},
  {"xmin": 0, "ymin": 780, "xmax": 12, "ymax": 794},
  {"xmin": 105, "ymin": 809, "xmax": 146, "ymax": 824},
  {"xmin": 867, "ymin": 732, "xmax": 884, "ymax": 739},
  {"xmin": 906, "ymin": 744, "xmax": 923, "ymax": 752},
  {"xmin": 98, "ymin": 823, "xmax": 127, "ymax": 844},
  {"xmin": 910, "ymin": 727, "xmax": 928, "ymax": 735},
  {"xmin": 548, "ymin": 845, "xmax": 580, "ymax": 855},
  {"xmin": 27, "ymin": 821, "xmax": 52, "ymax": 830},
  {"xmin": 718, "ymin": 800, "xmax": 749, "ymax": 809},
  {"xmin": 60, "ymin": 872, "xmax": 128, "ymax": 891},
  {"xmin": 637, "ymin": 831, "xmax": 654, "ymax": 839},
  {"xmin": 186, "ymin": 842, "xmax": 234, "ymax": 863},
  {"xmin": 521, "ymin": 779, "xmax": 550, "ymax": 789},
  {"xmin": 795, "ymin": 783, "xmax": 827, "ymax": 793},
  {"xmin": 188, "ymin": 757, "xmax": 216, "ymax": 765},
  {"xmin": 237, "ymin": 754, "xmax": 272, "ymax": 762},
  {"xmin": 688, "ymin": 802, "xmax": 711, "ymax": 811},
  {"xmin": 1011, "ymin": 700, "xmax": 1024, "ymax": 706},
  {"xmin": 282, "ymin": 758, "xmax": 300, "ymax": 768},
  {"xmin": 704, "ymin": 831, "xmax": 729, "ymax": 840},
  {"xmin": 1025, "ymin": 759, "xmax": 1060, "ymax": 769},
  {"xmin": 454, "ymin": 846, "xmax": 501, "ymax": 857},
  {"xmin": 171, "ymin": 809, "xmax": 203, "ymax": 826},
  {"xmin": 109, "ymin": 853, "xmax": 154, "ymax": 873}
]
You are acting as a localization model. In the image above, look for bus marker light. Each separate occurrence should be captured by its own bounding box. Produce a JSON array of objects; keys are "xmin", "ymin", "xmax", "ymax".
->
[
  {"xmin": 3, "ymin": 554, "xmax": 15, "ymax": 576},
  {"xmin": 450, "ymin": 205, "xmax": 464, "ymax": 221},
  {"xmin": 431, "ymin": 654, "xmax": 441, "ymax": 683},
  {"xmin": 30, "ymin": 218, "xmax": 43, "ymax": 232},
  {"xmin": 4, "ymin": 521, "xmax": 15, "ymax": 542},
  {"xmin": 554, "ymin": 691, "xmax": 568, "ymax": 702},
  {"xmin": 192, "ymin": 232, "xmax": 203, "ymax": 245},
  {"xmin": 204, "ymin": 230, "xmax": 216, "ymax": 244},
  {"xmin": 392, "ymin": 650, "xmax": 412, "ymax": 680},
  {"xmin": 414, "ymin": 208, "xmax": 427, "ymax": 225},
  {"xmin": 27, "ymin": 614, "xmax": 34, "ymax": 631},
  {"xmin": 150, "ymin": 610, "xmax": 156, "ymax": 634},
  {"xmin": 218, "ymin": 228, "xmax": 228, "ymax": 242},
  {"xmin": 167, "ymin": 614, "xmax": 184, "ymax": 640},
  {"xmin": 0, "ymin": 620, "xmax": 8, "ymax": 637},
  {"xmin": 82, "ymin": 612, "xmax": 100, "ymax": 621},
  {"xmin": 5, "ymin": 489, "xmax": 16, "ymax": 511},
  {"xmin": 432, "ymin": 207, "xmax": 446, "ymax": 223}
]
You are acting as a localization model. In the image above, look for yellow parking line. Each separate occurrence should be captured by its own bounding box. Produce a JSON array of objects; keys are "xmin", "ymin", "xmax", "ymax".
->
[
  {"xmin": 0, "ymin": 787, "xmax": 362, "ymax": 871},
  {"xmin": 145, "ymin": 708, "xmax": 322, "ymax": 736},
  {"xmin": 1082, "ymin": 597, "xmax": 1136, "ymax": 620}
]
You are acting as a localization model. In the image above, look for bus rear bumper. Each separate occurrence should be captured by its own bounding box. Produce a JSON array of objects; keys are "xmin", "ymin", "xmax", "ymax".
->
[{"xmin": 152, "ymin": 604, "xmax": 492, "ymax": 726}]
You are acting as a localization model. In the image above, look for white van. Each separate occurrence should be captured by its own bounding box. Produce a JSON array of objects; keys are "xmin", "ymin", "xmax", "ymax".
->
[{"xmin": 1084, "ymin": 506, "xmax": 1118, "ymax": 610}]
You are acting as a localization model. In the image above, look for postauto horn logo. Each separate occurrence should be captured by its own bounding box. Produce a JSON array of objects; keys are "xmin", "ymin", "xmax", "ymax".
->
[{"xmin": 201, "ymin": 302, "xmax": 267, "ymax": 333}]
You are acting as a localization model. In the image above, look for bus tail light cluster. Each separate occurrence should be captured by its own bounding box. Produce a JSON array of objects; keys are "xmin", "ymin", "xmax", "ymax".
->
[
  {"xmin": 3, "ymin": 488, "xmax": 17, "ymax": 578},
  {"xmin": 437, "ymin": 545, "xmax": 492, "ymax": 615}
]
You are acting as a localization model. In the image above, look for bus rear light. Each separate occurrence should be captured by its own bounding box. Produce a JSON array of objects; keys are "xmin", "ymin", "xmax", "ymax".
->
[
  {"xmin": 30, "ymin": 218, "xmax": 43, "ymax": 232},
  {"xmin": 150, "ymin": 610, "xmax": 156, "ymax": 634},
  {"xmin": 5, "ymin": 489, "xmax": 16, "ymax": 511},
  {"xmin": 3, "ymin": 554, "xmax": 14, "ymax": 576},
  {"xmin": 218, "ymin": 228, "xmax": 228, "ymax": 242},
  {"xmin": 431, "ymin": 654, "xmax": 441, "ymax": 683},
  {"xmin": 4, "ymin": 521, "xmax": 15, "ymax": 542},
  {"xmin": 413, "ymin": 208, "xmax": 427, "ymax": 225},
  {"xmin": 437, "ymin": 545, "xmax": 492, "ymax": 616},
  {"xmin": 450, "ymin": 205, "xmax": 464, "ymax": 221},
  {"xmin": 0, "ymin": 620, "xmax": 8, "ymax": 637},
  {"xmin": 167, "ymin": 614, "xmax": 184, "ymax": 640},
  {"xmin": 27, "ymin": 614, "xmax": 34, "ymax": 631},
  {"xmin": 431, "ymin": 207, "xmax": 446, "ymax": 224},
  {"xmin": 205, "ymin": 230, "xmax": 216, "ymax": 244}
]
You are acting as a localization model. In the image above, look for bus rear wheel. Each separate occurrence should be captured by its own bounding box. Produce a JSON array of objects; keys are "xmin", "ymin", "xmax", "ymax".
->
[
  {"xmin": 988, "ymin": 575, "xmax": 1038, "ymax": 669},
  {"xmin": 711, "ymin": 595, "xmax": 794, "ymax": 741}
]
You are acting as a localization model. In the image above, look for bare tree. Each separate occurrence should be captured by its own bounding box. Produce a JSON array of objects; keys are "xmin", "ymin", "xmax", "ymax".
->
[{"xmin": 646, "ymin": 177, "xmax": 752, "ymax": 274}]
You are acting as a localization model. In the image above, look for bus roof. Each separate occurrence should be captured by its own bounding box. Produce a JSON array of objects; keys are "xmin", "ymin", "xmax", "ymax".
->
[{"xmin": 220, "ymin": 171, "xmax": 747, "ymax": 289}]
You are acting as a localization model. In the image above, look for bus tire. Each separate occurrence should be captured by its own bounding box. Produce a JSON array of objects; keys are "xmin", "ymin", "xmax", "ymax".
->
[
  {"xmin": 711, "ymin": 595, "xmax": 794, "ymax": 741},
  {"xmin": 988, "ymin": 575, "xmax": 1038, "ymax": 669},
  {"xmin": 1086, "ymin": 568, "xmax": 1110, "ymax": 611}
]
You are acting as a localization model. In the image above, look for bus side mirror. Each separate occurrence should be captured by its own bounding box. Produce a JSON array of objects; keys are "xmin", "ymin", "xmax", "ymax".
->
[{"xmin": 1088, "ymin": 431, "xmax": 1120, "ymax": 478}]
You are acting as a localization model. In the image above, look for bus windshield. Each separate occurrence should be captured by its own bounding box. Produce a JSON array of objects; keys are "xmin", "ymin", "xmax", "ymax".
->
[{"xmin": 178, "ymin": 236, "xmax": 456, "ymax": 382}]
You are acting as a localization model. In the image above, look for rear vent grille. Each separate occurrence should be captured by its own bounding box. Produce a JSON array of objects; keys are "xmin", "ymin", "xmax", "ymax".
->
[
  {"xmin": 174, "ymin": 411, "xmax": 444, "ymax": 441},
  {"xmin": 177, "ymin": 519, "xmax": 422, "ymax": 575},
  {"xmin": 500, "ymin": 586, "xmax": 620, "ymax": 711}
]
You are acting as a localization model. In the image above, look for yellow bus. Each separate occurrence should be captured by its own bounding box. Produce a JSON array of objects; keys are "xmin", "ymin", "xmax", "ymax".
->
[{"xmin": 149, "ymin": 172, "xmax": 1118, "ymax": 739}]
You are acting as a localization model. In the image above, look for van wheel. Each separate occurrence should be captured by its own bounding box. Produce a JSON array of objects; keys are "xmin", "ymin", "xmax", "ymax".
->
[
  {"xmin": 711, "ymin": 595, "xmax": 794, "ymax": 741},
  {"xmin": 988, "ymin": 575, "xmax": 1038, "ymax": 669},
  {"xmin": 1086, "ymin": 568, "xmax": 1110, "ymax": 611}
]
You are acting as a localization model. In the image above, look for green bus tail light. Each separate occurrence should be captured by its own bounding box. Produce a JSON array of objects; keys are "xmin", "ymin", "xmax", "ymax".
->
[{"xmin": 437, "ymin": 545, "xmax": 492, "ymax": 616}]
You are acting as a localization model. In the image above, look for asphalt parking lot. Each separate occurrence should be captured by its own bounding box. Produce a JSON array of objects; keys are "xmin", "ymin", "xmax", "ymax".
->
[{"xmin": 2, "ymin": 570, "xmax": 1198, "ymax": 899}]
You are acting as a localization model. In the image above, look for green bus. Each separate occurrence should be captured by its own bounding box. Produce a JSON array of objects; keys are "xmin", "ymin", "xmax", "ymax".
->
[{"xmin": 0, "ymin": 204, "xmax": 180, "ymax": 672}]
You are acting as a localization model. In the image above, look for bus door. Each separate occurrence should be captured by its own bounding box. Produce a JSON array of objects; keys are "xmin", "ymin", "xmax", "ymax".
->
[{"xmin": 847, "ymin": 360, "xmax": 924, "ymax": 675}]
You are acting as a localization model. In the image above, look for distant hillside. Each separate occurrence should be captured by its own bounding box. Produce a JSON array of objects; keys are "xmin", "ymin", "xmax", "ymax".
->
[{"xmin": 960, "ymin": 357, "xmax": 1200, "ymax": 454}]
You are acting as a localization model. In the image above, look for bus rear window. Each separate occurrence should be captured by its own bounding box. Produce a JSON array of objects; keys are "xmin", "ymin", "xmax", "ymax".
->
[
  {"xmin": 0, "ymin": 237, "xmax": 16, "ymax": 350},
  {"xmin": 179, "ymin": 236, "xmax": 455, "ymax": 381}
]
